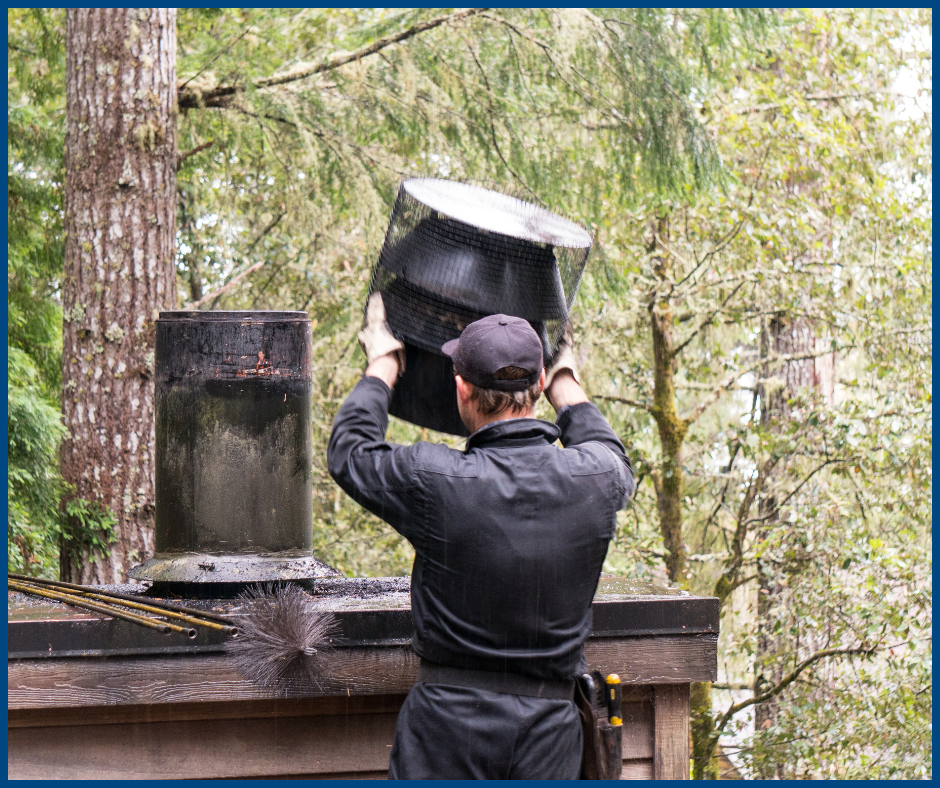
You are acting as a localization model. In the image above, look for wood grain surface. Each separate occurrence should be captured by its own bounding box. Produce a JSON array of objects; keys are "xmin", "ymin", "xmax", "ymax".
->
[
  {"xmin": 585, "ymin": 634, "xmax": 718, "ymax": 684},
  {"xmin": 9, "ymin": 635, "xmax": 716, "ymax": 711},
  {"xmin": 620, "ymin": 699, "xmax": 655, "ymax": 760},
  {"xmin": 9, "ymin": 709, "xmax": 401, "ymax": 780},
  {"xmin": 622, "ymin": 759, "xmax": 655, "ymax": 779},
  {"xmin": 9, "ymin": 634, "xmax": 706, "ymax": 779},
  {"xmin": 9, "ymin": 693, "xmax": 409, "ymax": 729},
  {"xmin": 654, "ymin": 683, "xmax": 691, "ymax": 779}
]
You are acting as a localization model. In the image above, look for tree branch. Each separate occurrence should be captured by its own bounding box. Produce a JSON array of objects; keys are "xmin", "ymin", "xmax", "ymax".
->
[
  {"xmin": 232, "ymin": 105, "xmax": 298, "ymax": 128},
  {"xmin": 714, "ymin": 454, "xmax": 775, "ymax": 602},
  {"xmin": 700, "ymin": 440, "xmax": 740, "ymax": 552},
  {"xmin": 678, "ymin": 144, "xmax": 771, "ymax": 287},
  {"xmin": 676, "ymin": 381, "xmax": 754, "ymax": 391},
  {"xmin": 673, "ymin": 281, "xmax": 745, "ymax": 356},
  {"xmin": 715, "ymin": 644, "xmax": 878, "ymax": 733},
  {"xmin": 182, "ymin": 212, "xmax": 285, "ymax": 310},
  {"xmin": 177, "ymin": 139, "xmax": 216, "ymax": 168},
  {"xmin": 759, "ymin": 457, "xmax": 844, "ymax": 516},
  {"xmin": 594, "ymin": 394, "xmax": 654, "ymax": 412},
  {"xmin": 185, "ymin": 261, "xmax": 266, "ymax": 310},
  {"xmin": 246, "ymin": 211, "xmax": 286, "ymax": 254},
  {"xmin": 726, "ymin": 91, "xmax": 904, "ymax": 116},
  {"xmin": 178, "ymin": 8, "xmax": 489, "ymax": 109},
  {"xmin": 461, "ymin": 33, "xmax": 541, "ymax": 202}
]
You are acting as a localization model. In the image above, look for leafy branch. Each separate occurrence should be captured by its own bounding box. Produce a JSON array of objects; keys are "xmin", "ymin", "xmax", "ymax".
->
[
  {"xmin": 714, "ymin": 644, "xmax": 879, "ymax": 734},
  {"xmin": 713, "ymin": 454, "xmax": 776, "ymax": 604},
  {"xmin": 177, "ymin": 138, "xmax": 216, "ymax": 167},
  {"xmin": 186, "ymin": 261, "xmax": 265, "ymax": 310},
  {"xmin": 178, "ymin": 8, "xmax": 489, "ymax": 109},
  {"xmin": 460, "ymin": 33, "xmax": 540, "ymax": 201}
]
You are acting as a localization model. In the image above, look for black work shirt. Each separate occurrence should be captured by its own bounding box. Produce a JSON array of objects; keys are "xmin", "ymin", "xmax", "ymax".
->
[{"xmin": 327, "ymin": 376, "xmax": 635, "ymax": 681}]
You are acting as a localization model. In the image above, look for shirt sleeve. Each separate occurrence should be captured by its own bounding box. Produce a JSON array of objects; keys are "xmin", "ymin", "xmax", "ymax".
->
[
  {"xmin": 327, "ymin": 375, "xmax": 421, "ymax": 537},
  {"xmin": 556, "ymin": 401, "xmax": 637, "ymax": 508}
]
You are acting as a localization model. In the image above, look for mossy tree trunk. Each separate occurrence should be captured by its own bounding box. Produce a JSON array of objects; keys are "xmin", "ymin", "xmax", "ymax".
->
[
  {"xmin": 60, "ymin": 8, "xmax": 178, "ymax": 583},
  {"xmin": 646, "ymin": 217, "xmax": 716, "ymax": 778},
  {"xmin": 648, "ymin": 216, "xmax": 691, "ymax": 590}
]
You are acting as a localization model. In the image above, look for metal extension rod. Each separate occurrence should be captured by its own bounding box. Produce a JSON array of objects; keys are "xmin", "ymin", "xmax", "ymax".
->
[
  {"xmin": 8, "ymin": 573, "xmax": 238, "ymax": 635},
  {"xmin": 8, "ymin": 578, "xmax": 194, "ymax": 637}
]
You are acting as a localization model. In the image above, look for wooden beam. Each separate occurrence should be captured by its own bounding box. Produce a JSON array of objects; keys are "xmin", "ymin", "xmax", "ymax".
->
[
  {"xmin": 9, "ymin": 636, "xmax": 716, "ymax": 711},
  {"xmin": 621, "ymin": 699, "xmax": 654, "ymax": 760},
  {"xmin": 9, "ymin": 693, "xmax": 408, "ymax": 729},
  {"xmin": 9, "ymin": 709, "xmax": 402, "ymax": 780},
  {"xmin": 8, "ymin": 682, "xmax": 688, "ymax": 781},
  {"xmin": 622, "ymin": 759, "xmax": 655, "ymax": 780},
  {"xmin": 585, "ymin": 634, "xmax": 717, "ymax": 684},
  {"xmin": 653, "ymin": 684, "xmax": 690, "ymax": 779}
]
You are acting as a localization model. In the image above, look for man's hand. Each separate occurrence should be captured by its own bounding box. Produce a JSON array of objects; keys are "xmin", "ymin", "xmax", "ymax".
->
[
  {"xmin": 545, "ymin": 321, "xmax": 588, "ymax": 411},
  {"xmin": 358, "ymin": 292, "xmax": 405, "ymax": 369}
]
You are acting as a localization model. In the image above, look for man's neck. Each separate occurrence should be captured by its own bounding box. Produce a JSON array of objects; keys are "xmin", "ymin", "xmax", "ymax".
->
[{"xmin": 467, "ymin": 407, "xmax": 536, "ymax": 435}]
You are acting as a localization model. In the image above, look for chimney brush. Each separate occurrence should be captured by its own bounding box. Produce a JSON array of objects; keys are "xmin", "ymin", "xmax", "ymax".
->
[{"xmin": 228, "ymin": 583, "xmax": 338, "ymax": 692}]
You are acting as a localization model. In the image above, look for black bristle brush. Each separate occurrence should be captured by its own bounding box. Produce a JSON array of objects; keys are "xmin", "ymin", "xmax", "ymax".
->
[{"xmin": 228, "ymin": 583, "xmax": 338, "ymax": 692}]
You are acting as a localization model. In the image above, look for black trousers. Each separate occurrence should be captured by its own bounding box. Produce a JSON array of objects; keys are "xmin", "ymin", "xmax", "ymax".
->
[{"xmin": 388, "ymin": 682, "xmax": 582, "ymax": 780}]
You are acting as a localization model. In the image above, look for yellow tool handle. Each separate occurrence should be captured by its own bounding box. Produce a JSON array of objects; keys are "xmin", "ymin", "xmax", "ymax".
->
[{"xmin": 606, "ymin": 673, "xmax": 622, "ymax": 726}]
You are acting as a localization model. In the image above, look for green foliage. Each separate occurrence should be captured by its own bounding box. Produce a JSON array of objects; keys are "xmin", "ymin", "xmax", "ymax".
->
[
  {"xmin": 581, "ymin": 8, "xmax": 931, "ymax": 778},
  {"xmin": 7, "ymin": 347, "xmax": 66, "ymax": 576},
  {"xmin": 8, "ymin": 8, "xmax": 66, "ymax": 388},
  {"xmin": 7, "ymin": 9, "xmax": 68, "ymax": 577},
  {"xmin": 6, "ymin": 6, "xmax": 930, "ymax": 776},
  {"xmin": 744, "ymin": 535, "xmax": 932, "ymax": 779},
  {"xmin": 8, "ymin": 350, "xmax": 118, "ymax": 577},
  {"xmin": 56, "ymin": 499, "xmax": 119, "ymax": 568}
]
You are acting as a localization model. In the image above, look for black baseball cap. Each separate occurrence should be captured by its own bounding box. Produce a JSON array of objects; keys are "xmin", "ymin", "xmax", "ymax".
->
[{"xmin": 441, "ymin": 314, "xmax": 544, "ymax": 391}]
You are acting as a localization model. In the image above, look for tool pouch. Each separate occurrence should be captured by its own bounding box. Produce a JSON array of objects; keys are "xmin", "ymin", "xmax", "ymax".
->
[{"xmin": 576, "ymin": 671, "xmax": 623, "ymax": 780}]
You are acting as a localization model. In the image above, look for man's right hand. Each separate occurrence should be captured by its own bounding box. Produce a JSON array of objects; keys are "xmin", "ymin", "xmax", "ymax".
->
[
  {"xmin": 358, "ymin": 293, "xmax": 405, "ymax": 369},
  {"xmin": 545, "ymin": 322, "xmax": 588, "ymax": 411}
]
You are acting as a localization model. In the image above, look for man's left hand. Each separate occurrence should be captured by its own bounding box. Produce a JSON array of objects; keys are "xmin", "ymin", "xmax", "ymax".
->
[{"xmin": 359, "ymin": 293, "xmax": 405, "ymax": 366}]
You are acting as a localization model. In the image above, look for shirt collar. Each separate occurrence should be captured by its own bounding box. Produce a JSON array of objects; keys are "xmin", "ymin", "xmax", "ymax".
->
[{"xmin": 465, "ymin": 417, "xmax": 561, "ymax": 451}]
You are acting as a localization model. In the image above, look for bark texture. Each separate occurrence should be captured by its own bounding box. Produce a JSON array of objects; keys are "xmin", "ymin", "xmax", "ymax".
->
[
  {"xmin": 647, "ymin": 217, "xmax": 712, "ymax": 778},
  {"xmin": 753, "ymin": 313, "xmax": 827, "ymax": 778},
  {"xmin": 61, "ymin": 8, "xmax": 178, "ymax": 583},
  {"xmin": 648, "ymin": 217, "xmax": 691, "ymax": 590}
]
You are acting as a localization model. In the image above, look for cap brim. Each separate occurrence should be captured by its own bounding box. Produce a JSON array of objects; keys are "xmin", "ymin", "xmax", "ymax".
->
[{"xmin": 441, "ymin": 338, "xmax": 460, "ymax": 357}]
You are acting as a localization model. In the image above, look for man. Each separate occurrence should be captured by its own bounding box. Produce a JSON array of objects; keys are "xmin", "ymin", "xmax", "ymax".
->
[{"xmin": 328, "ymin": 295, "xmax": 635, "ymax": 779}]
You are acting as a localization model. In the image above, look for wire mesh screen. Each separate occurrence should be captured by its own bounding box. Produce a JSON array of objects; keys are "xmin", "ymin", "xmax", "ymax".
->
[{"xmin": 367, "ymin": 178, "xmax": 592, "ymax": 436}]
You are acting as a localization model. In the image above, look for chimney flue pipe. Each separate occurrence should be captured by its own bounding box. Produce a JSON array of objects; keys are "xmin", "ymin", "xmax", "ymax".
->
[{"xmin": 129, "ymin": 311, "xmax": 336, "ymax": 587}]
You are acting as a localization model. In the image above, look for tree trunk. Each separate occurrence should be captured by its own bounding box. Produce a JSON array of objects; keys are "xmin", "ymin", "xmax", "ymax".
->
[
  {"xmin": 690, "ymin": 680, "xmax": 719, "ymax": 780},
  {"xmin": 60, "ymin": 8, "xmax": 178, "ymax": 583},
  {"xmin": 647, "ymin": 217, "xmax": 713, "ymax": 777},
  {"xmin": 648, "ymin": 217, "xmax": 691, "ymax": 590},
  {"xmin": 753, "ymin": 314, "xmax": 817, "ymax": 778}
]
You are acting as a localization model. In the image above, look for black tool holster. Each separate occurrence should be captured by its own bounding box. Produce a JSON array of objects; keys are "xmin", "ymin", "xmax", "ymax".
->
[{"xmin": 575, "ymin": 671, "xmax": 623, "ymax": 780}]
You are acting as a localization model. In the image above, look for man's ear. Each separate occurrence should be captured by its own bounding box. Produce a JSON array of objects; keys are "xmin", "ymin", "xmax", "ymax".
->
[
  {"xmin": 455, "ymin": 374, "xmax": 473, "ymax": 405},
  {"xmin": 538, "ymin": 368, "xmax": 546, "ymax": 393}
]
